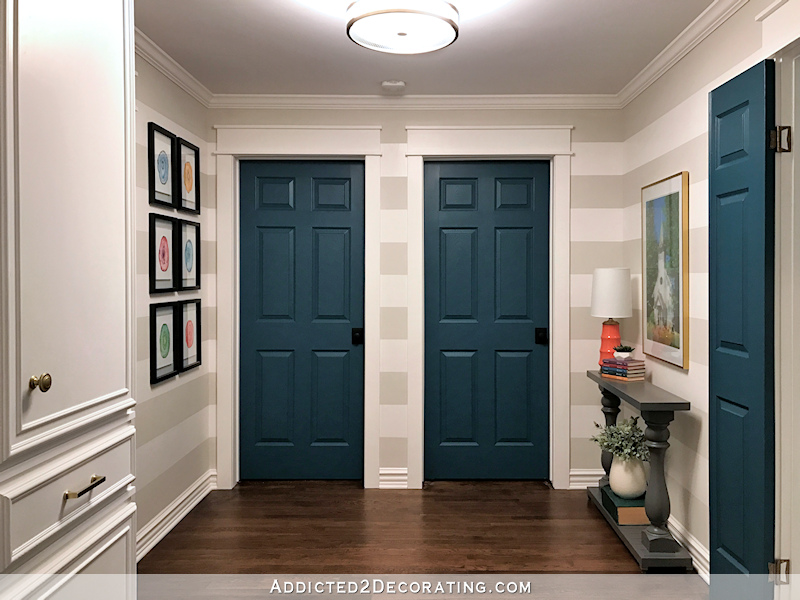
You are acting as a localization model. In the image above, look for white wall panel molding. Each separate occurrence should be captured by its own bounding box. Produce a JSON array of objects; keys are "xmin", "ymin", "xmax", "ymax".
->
[
  {"xmin": 405, "ymin": 128, "xmax": 572, "ymax": 490},
  {"xmin": 136, "ymin": 469, "xmax": 217, "ymax": 562},
  {"xmin": 378, "ymin": 468, "xmax": 408, "ymax": 490},
  {"xmin": 617, "ymin": 0, "xmax": 749, "ymax": 107},
  {"xmin": 568, "ymin": 469, "xmax": 604, "ymax": 490},
  {"xmin": 134, "ymin": 28, "xmax": 213, "ymax": 108}
]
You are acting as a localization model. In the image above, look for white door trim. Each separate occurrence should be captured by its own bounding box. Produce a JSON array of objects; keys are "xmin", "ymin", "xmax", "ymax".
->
[
  {"xmin": 405, "ymin": 126, "xmax": 573, "ymax": 489},
  {"xmin": 214, "ymin": 126, "xmax": 383, "ymax": 489},
  {"xmin": 214, "ymin": 124, "xmax": 572, "ymax": 490}
]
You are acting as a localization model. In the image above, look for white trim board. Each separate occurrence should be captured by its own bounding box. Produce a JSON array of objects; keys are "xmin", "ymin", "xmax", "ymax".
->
[
  {"xmin": 136, "ymin": 469, "xmax": 217, "ymax": 562},
  {"xmin": 405, "ymin": 126, "xmax": 573, "ymax": 490},
  {"xmin": 133, "ymin": 0, "xmax": 746, "ymax": 112},
  {"xmin": 214, "ymin": 127, "xmax": 383, "ymax": 489},
  {"xmin": 379, "ymin": 468, "xmax": 409, "ymax": 490},
  {"xmin": 569, "ymin": 469, "xmax": 605, "ymax": 490}
]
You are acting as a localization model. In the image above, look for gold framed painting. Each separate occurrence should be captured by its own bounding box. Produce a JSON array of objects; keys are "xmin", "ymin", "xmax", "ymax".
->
[{"xmin": 642, "ymin": 172, "xmax": 689, "ymax": 369}]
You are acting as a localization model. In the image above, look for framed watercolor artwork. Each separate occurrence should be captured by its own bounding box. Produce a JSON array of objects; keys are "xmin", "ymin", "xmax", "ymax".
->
[
  {"xmin": 175, "ymin": 138, "xmax": 200, "ymax": 214},
  {"xmin": 148, "ymin": 123, "xmax": 176, "ymax": 208},
  {"xmin": 149, "ymin": 214, "xmax": 175, "ymax": 294},
  {"xmin": 642, "ymin": 171, "xmax": 689, "ymax": 369},
  {"xmin": 150, "ymin": 301, "xmax": 179, "ymax": 384},
  {"xmin": 179, "ymin": 299, "xmax": 202, "ymax": 372},
  {"xmin": 176, "ymin": 219, "xmax": 200, "ymax": 291}
]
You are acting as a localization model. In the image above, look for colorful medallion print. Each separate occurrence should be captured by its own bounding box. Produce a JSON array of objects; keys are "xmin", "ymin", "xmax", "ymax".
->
[
  {"xmin": 184, "ymin": 161, "xmax": 193, "ymax": 193},
  {"xmin": 158, "ymin": 236, "xmax": 169, "ymax": 272},
  {"xmin": 157, "ymin": 150, "xmax": 169, "ymax": 184},
  {"xmin": 159, "ymin": 323, "xmax": 170, "ymax": 359},
  {"xmin": 184, "ymin": 239, "xmax": 194, "ymax": 273}
]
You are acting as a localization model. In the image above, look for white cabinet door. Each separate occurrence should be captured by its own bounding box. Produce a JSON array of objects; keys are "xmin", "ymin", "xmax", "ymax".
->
[{"xmin": 1, "ymin": 0, "xmax": 135, "ymax": 460}]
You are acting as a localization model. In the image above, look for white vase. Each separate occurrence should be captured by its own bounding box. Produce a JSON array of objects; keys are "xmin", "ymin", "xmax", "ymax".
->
[
  {"xmin": 609, "ymin": 457, "xmax": 647, "ymax": 499},
  {"xmin": 613, "ymin": 351, "xmax": 632, "ymax": 360}
]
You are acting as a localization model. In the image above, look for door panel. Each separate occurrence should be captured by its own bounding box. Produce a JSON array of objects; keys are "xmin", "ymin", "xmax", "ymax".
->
[
  {"xmin": 424, "ymin": 161, "xmax": 550, "ymax": 480},
  {"xmin": 708, "ymin": 60, "xmax": 775, "ymax": 577},
  {"xmin": 6, "ymin": 0, "xmax": 132, "ymax": 458},
  {"xmin": 240, "ymin": 161, "xmax": 364, "ymax": 479}
]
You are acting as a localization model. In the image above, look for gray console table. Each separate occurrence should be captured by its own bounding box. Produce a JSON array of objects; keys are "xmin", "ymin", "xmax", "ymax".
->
[{"xmin": 586, "ymin": 370, "xmax": 693, "ymax": 572}]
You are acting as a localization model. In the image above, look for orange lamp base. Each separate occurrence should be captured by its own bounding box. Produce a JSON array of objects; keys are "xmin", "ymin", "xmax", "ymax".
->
[{"xmin": 598, "ymin": 319, "xmax": 621, "ymax": 366}]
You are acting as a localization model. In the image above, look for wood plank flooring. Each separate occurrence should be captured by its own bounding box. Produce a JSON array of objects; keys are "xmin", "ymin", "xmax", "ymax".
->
[{"xmin": 137, "ymin": 481, "xmax": 642, "ymax": 574}]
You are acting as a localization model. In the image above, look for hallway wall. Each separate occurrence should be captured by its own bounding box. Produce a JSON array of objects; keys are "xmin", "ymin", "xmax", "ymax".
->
[
  {"xmin": 209, "ymin": 105, "xmax": 626, "ymax": 484},
  {"xmin": 619, "ymin": 0, "xmax": 800, "ymax": 574},
  {"xmin": 133, "ymin": 57, "xmax": 218, "ymax": 555}
]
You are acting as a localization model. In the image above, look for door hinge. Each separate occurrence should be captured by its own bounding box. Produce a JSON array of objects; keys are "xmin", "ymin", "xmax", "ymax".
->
[
  {"xmin": 769, "ymin": 558, "xmax": 790, "ymax": 585},
  {"xmin": 770, "ymin": 126, "xmax": 792, "ymax": 153}
]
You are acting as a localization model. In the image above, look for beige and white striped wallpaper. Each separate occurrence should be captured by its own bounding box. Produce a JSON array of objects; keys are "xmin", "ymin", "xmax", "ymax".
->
[
  {"xmin": 134, "ymin": 57, "xmax": 218, "ymax": 549},
  {"xmin": 129, "ymin": 0, "xmax": 800, "ymax": 573}
]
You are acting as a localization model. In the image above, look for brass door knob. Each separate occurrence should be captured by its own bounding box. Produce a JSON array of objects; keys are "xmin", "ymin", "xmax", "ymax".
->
[{"xmin": 29, "ymin": 373, "xmax": 52, "ymax": 393}]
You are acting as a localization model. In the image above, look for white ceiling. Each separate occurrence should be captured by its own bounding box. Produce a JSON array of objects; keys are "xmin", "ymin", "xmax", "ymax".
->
[{"xmin": 134, "ymin": 0, "xmax": 716, "ymax": 97}]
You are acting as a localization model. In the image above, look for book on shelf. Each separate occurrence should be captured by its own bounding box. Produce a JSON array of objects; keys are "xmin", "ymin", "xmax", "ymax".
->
[
  {"xmin": 602, "ymin": 358, "xmax": 645, "ymax": 367},
  {"xmin": 601, "ymin": 367, "xmax": 645, "ymax": 376},
  {"xmin": 601, "ymin": 373, "xmax": 644, "ymax": 382},
  {"xmin": 600, "ymin": 485, "xmax": 648, "ymax": 525}
]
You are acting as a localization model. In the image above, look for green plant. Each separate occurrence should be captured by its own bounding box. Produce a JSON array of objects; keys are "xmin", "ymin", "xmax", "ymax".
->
[
  {"xmin": 613, "ymin": 345, "xmax": 635, "ymax": 352},
  {"xmin": 591, "ymin": 417, "xmax": 649, "ymax": 461}
]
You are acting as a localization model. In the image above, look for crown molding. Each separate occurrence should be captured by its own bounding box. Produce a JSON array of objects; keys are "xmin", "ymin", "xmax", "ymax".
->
[
  {"xmin": 616, "ymin": 0, "xmax": 749, "ymax": 107},
  {"xmin": 133, "ymin": 0, "xmax": 746, "ymax": 112},
  {"xmin": 133, "ymin": 28, "xmax": 214, "ymax": 108},
  {"xmin": 206, "ymin": 93, "xmax": 619, "ymax": 110}
]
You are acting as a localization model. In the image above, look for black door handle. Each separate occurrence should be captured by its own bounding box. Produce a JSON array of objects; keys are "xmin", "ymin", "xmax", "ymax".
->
[
  {"xmin": 535, "ymin": 327, "xmax": 549, "ymax": 346},
  {"xmin": 352, "ymin": 328, "xmax": 364, "ymax": 346}
]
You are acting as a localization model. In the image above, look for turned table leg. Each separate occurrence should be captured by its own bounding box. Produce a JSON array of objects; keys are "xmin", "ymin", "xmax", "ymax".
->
[
  {"xmin": 641, "ymin": 409, "xmax": 679, "ymax": 552},
  {"xmin": 598, "ymin": 387, "xmax": 621, "ymax": 488}
]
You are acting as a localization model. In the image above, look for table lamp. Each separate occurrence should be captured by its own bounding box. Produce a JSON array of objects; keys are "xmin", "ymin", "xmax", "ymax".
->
[{"xmin": 590, "ymin": 267, "xmax": 632, "ymax": 366}]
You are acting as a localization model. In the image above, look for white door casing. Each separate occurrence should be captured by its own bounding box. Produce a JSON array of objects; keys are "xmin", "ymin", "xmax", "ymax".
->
[{"xmin": 214, "ymin": 125, "xmax": 572, "ymax": 490}]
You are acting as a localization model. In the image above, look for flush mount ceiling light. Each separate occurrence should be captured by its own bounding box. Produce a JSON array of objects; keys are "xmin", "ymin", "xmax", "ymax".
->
[{"xmin": 346, "ymin": 0, "xmax": 459, "ymax": 55}]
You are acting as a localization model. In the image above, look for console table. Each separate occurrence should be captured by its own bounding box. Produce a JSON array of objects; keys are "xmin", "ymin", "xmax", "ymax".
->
[{"xmin": 586, "ymin": 370, "xmax": 694, "ymax": 572}]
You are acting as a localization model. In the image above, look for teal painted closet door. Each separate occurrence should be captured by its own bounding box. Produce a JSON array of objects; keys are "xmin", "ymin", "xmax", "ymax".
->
[
  {"xmin": 709, "ymin": 60, "xmax": 775, "ymax": 579},
  {"xmin": 239, "ymin": 161, "xmax": 365, "ymax": 479},
  {"xmin": 424, "ymin": 161, "xmax": 550, "ymax": 479}
]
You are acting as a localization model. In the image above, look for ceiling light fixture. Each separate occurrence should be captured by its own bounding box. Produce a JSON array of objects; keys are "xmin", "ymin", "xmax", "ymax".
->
[{"xmin": 346, "ymin": 0, "xmax": 459, "ymax": 55}]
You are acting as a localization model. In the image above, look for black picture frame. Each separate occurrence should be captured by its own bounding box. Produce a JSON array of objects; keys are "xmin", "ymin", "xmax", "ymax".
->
[
  {"xmin": 175, "ymin": 218, "xmax": 201, "ymax": 291},
  {"xmin": 149, "ymin": 213, "xmax": 176, "ymax": 294},
  {"xmin": 148, "ymin": 123, "xmax": 177, "ymax": 208},
  {"xmin": 178, "ymin": 299, "xmax": 202, "ymax": 372},
  {"xmin": 174, "ymin": 137, "xmax": 201, "ymax": 214},
  {"xmin": 150, "ymin": 301, "xmax": 180, "ymax": 384}
]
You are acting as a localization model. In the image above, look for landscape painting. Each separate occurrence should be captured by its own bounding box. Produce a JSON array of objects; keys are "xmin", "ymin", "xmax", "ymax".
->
[{"xmin": 642, "ymin": 172, "xmax": 689, "ymax": 369}]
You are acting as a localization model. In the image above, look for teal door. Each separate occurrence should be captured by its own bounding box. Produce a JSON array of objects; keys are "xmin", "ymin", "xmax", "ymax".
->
[
  {"xmin": 709, "ymin": 61, "xmax": 775, "ymax": 577},
  {"xmin": 239, "ymin": 161, "xmax": 364, "ymax": 479},
  {"xmin": 424, "ymin": 161, "xmax": 550, "ymax": 479}
]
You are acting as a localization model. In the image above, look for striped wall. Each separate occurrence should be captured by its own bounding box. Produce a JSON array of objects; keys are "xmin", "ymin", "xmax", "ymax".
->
[
  {"xmin": 615, "ymin": 0, "xmax": 800, "ymax": 575},
  {"xmin": 133, "ymin": 57, "xmax": 218, "ymax": 553},
  {"xmin": 378, "ymin": 143, "xmax": 411, "ymax": 480}
]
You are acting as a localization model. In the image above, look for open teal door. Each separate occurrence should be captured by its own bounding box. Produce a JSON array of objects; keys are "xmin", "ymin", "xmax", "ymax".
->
[{"xmin": 708, "ymin": 60, "xmax": 775, "ymax": 579}]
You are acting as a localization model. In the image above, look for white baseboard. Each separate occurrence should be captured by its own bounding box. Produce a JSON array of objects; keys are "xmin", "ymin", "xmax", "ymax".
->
[
  {"xmin": 569, "ymin": 468, "xmax": 604, "ymax": 490},
  {"xmin": 668, "ymin": 515, "xmax": 710, "ymax": 583},
  {"xmin": 135, "ymin": 469, "xmax": 217, "ymax": 562},
  {"xmin": 379, "ymin": 468, "xmax": 408, "ymax": 489}
]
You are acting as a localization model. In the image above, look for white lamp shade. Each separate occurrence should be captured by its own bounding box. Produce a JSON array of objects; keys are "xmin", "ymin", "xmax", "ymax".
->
[{"xmin": 590, "ymin": 268, "xmax": 632, "ymax": 318}]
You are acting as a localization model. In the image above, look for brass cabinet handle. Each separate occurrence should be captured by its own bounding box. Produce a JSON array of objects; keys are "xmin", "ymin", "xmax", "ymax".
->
[
  {"xmin": 29, "ymin": 373, "xmax": 52, "ymax": 393},
  {"xmin": 64, "ymin": 474, "xmax": 106, "ymax": 500}
]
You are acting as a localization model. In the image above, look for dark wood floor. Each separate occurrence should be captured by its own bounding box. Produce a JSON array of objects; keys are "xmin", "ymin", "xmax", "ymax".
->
[{"xmin": 137, "ymin": 481, "xmax": 642, "ymax": 574}]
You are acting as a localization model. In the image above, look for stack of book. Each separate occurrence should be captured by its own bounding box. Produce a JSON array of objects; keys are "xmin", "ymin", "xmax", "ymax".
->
[{"xmin": 601, "ymin": 358, "xmax": 645, "ymax": 381}]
